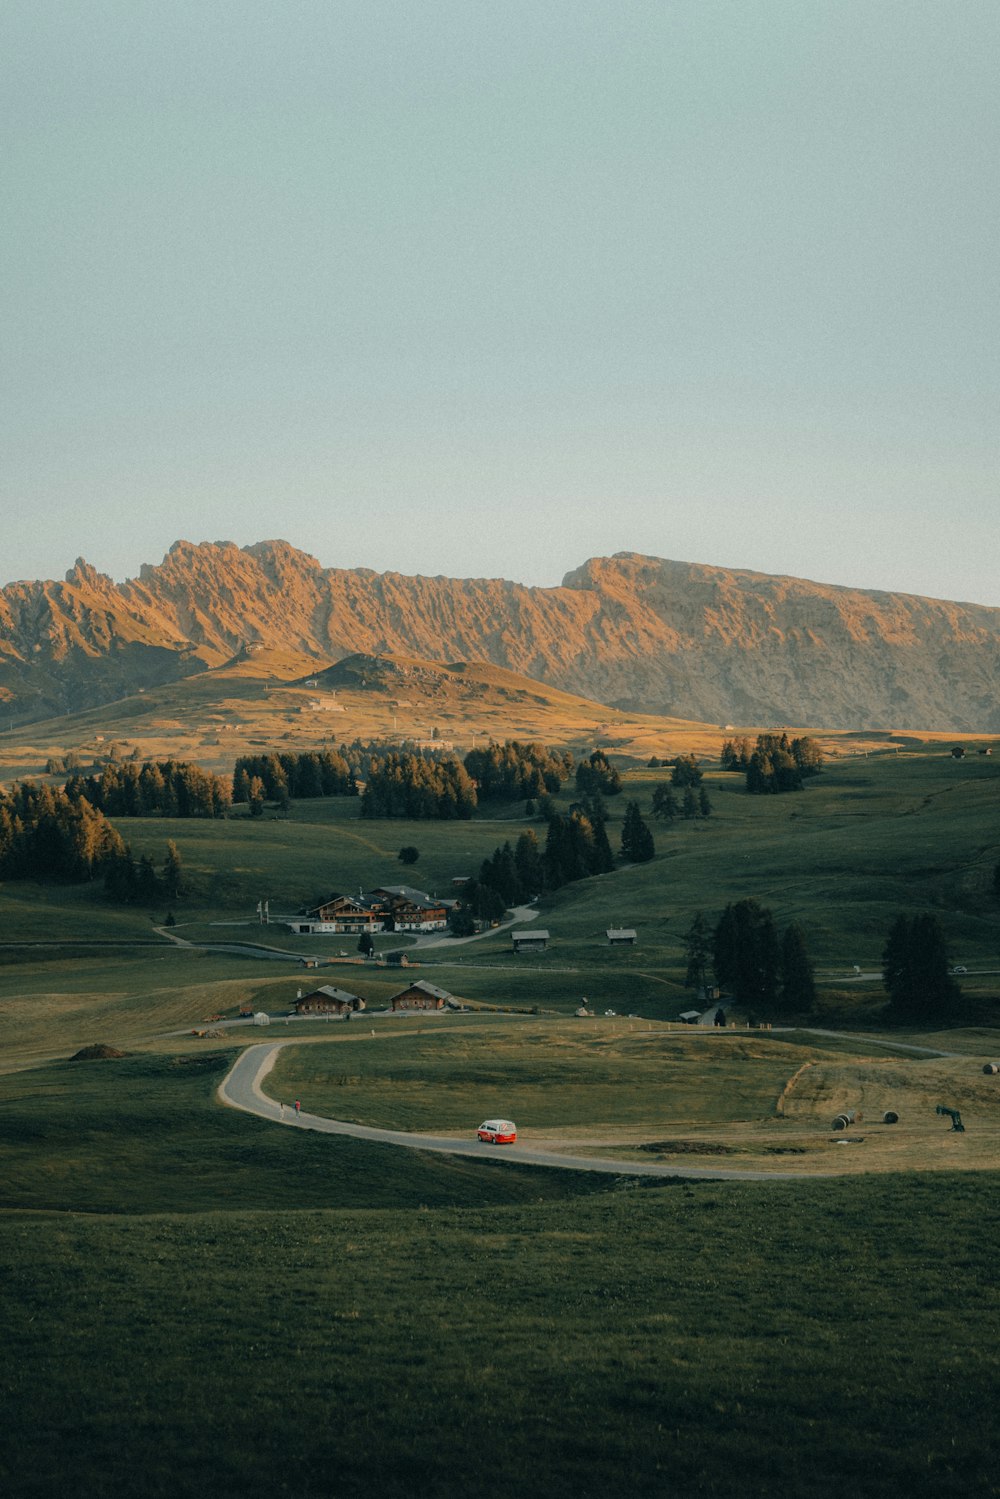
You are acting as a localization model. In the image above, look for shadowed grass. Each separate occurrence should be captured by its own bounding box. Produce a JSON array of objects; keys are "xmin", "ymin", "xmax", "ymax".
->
[{"xmin": 1, "ymin": 1175, "xmax": 997, "ymax": 1499}]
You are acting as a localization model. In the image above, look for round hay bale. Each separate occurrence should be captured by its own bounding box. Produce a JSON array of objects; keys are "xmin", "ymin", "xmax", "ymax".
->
[
  {"xmin": 882, "ymin": 1111, "xmax": 899, "ymax": 1124},
  {"xmin": 832, "ymin": 1111, "xmax": 855, "ymax": 1131},
  {"xmin": 982, "ymin": 1063, "xmax": 999, "ymax": 1075},
  {"xmin": 70, "ymin": 1044, "xmax": 128, "ymax": 1061}
]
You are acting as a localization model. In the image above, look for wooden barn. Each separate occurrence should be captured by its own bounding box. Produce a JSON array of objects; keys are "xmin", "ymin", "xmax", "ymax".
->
[
  {"xmin": 511, "ymin": 929, "xmax": 549, "ymax": 953},
  {"xmin": 294, "ymin": 985, "xmax": 366, "ymax": 1016},
  {"xmin": 389, "ymin": 979, "xmax": 452, "ymax": 1011},
  {"xmin": 607, "ymin": 927, "xmax": 637, "ymax": 946}
]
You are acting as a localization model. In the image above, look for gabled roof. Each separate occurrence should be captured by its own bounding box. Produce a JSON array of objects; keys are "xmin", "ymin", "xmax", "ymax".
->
[
  {"xmin": 512, "ymin": 929, "xmax": 549, "ymax": 941},
  {"xmin": 391, "ymin": 978, "xmax": 452, "ymax": 1002},
  {"xmin": 371, "ymin": 884, "xmax": 444, "ymax": 909},
  {"xmin": 300, "ymin": 985, "xmax": 362, "ymax": 1004},
  {"xmin": 307, "ymin": 893, "xmax": 376, "ymax": 915},
  {"xmin": 607, "ymin": 927, "xmax": 637, "ymax": 939}
]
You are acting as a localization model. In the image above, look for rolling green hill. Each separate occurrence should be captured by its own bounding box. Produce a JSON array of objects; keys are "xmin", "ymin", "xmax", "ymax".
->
[{"xmin": 1, "ymin": 730, "xmax": 998, "ymax": 1499}]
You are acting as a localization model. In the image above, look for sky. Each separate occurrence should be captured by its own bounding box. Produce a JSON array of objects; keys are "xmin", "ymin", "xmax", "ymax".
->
[{"xmin": 2, "ymin": 1, "xmax": 998, "ymax": 604}]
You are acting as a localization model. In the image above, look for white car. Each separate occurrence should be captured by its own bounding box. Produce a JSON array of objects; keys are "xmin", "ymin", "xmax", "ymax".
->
[{"xmin": 951, "ymin": 965, "xmax": 968, "ymax": 975}]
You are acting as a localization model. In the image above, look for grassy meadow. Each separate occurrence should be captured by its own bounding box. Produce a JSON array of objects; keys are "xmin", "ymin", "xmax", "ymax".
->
[
  {"xmin": 58, "ymin": 739, "xmax": 999, "ymax": 1025},
  {"xmin": 1, "ymin": 1178, "xmax": 998, "ymax": 1499},
  {"xmin": 0, "ymin": 728, "xmax": 998, "ymax": 1496},
  {"xmin": 265, "ymin": 1016, "xmax": 1000, "ymax": 1174}
]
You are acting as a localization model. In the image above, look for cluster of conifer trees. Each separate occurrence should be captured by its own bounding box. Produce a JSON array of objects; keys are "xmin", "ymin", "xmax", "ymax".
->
[
  {"xmin": 544, "ymin": 798, "xmax": 617, "ymax": 885},
  {"xmin": 651, "ymin": 783, "xmax": 712, "ymax": 821},
  {"xmin": 574, "ymin": 750, "xmax": 622, "ymax": 796},
  {"xmin": 0, "ymin": 782, "xmax": 126, "ymax": 883},
  {"xmin": 681, "ymin": 899, "xmax": 960, "ymax": 1022},
  {"xmin": 463, "ymin": 741, "xmax": 571, "ymax": 800},
  {"xmin": 683, "ymin": 900, "xmax": 817, "ymax": 1015},
  {"xmin": 0, "ymin": 781, "xmax": 181, "ymax": 904},
  {"xmin": 721, "ymin": 733, "xmax": 824, "ymax": 794},
  {"xmin": 881, "ymin": 913, "xmax": 959, "ymax": 1020},
  {"xmin": 64, "ymin": 760, "xmax": 231, "ymax": 819},
  {"xmin": 233, "ymin": 750, "xmax": 355, "ymax": 807},
  {"xmin": 103, "ymin": 839, "xmax": 183, "ymax": 907},
  {"xmin": 453, "ymin": 792, "xmax": 652, "ymax": 930},
  {"xmin": 451, "ymin": 830, "xmax": 546, "ymax": 928},
  {"xmin": 359, "ymin": 753, "xmax": 478, "ymax": 819}
]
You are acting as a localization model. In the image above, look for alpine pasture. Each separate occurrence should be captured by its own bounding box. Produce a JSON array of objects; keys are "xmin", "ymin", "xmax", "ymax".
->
[{"xmin": 1, "ymin": 739, "xmax": 998, "ymax": 1498}]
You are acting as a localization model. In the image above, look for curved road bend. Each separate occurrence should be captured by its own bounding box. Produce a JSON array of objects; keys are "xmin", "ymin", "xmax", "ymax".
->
[{"xmin": 218, "ymin": 1041, "xmax": 824, "ymax": 1183}]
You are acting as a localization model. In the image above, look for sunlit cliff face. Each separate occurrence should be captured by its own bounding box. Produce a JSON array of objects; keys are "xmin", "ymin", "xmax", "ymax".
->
[{"xmin": 1, "ymin": 543, "xmax": 999, "ymax": 733}]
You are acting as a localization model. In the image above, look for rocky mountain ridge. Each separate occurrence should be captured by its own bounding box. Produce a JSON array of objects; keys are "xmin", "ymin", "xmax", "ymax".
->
[{"xmin": 2, "ymin": 540, "xmax": 998, "ymax": 731}]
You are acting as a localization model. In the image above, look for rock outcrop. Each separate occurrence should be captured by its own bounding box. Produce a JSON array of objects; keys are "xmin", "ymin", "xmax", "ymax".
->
[{"xmin": 2, "ymin": 542, "xmax": 998, "ymax": 731}]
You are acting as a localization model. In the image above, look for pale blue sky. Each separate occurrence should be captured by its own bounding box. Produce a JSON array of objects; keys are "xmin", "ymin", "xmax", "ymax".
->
[{"xmin": 3, "ymin": 2, "xmax": 998, "ymax": 603}]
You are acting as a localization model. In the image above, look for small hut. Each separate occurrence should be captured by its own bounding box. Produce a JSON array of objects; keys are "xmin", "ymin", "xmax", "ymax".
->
[
  {"xmin": 607, "ymin": 927, "xmax": 637, "ymax": 946},
  {"xmin": 511, "ymin": 929, "xmax": 549, "ymax": 953}
]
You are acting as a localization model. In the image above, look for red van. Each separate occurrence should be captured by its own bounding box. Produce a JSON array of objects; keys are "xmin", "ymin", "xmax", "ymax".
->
[{"xmin": 477, "ymin": 1118, "xmax": 517, "ymax": 1145}]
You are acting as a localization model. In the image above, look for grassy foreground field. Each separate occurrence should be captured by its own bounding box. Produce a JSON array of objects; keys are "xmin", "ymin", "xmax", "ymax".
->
[
  {"xmin": 0, "ymin": 1009, "xmax": 999, "ymax": 1497},
  {"xmin": 2, "ymin": 1178, "xmax": 998, "ymax": 1499}
]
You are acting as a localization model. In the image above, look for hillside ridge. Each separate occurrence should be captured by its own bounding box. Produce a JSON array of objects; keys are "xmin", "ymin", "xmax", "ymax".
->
[{"xmin": 2, "ymin": 541, "xmax": 999, "ymax": 731}]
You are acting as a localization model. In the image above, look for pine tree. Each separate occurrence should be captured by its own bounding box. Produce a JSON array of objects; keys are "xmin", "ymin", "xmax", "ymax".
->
[
  {"xmin": 882, "ymin": 913, "xmax": 959, "ymax": 1021},
  {"xmin": 514, "ymin": 830, "xmax": 544, "ymax": 896},
  {"xmin": 683, "ymin": 912, "xmax": 712, "ymax": 994},
  {"xmin": 248, "ymin": 777, "xmax": 266, "ymax": 816},
  {"xmin": 651, "ymin": 785, "xmax": 679, "ymax": 821},
  {"xmin": 162, "ymin": 840, "xmax": 183, "ymax": 899},
  {"xmin": 778, "ymin": 923, "xmax": 816, "ymax": 1013},
  {"xmin": 620, "ymin": 802, "xmax": 655, "ymax": 863},
  {"xmin": 713, "ymin": 899, "xmax": 779, "ymax": 1007}
]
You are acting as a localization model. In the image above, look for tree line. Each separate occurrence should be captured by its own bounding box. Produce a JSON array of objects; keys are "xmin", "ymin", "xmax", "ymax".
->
[
  {"xmin": 0, "ymin": 781, "xmax": 182, "ymax": 906},
  {"xmin": 450, "ymin": 794, "xmax": 661, "ymax": 931},
  {"xmin": 62, "ymin": 760, "xmax": 232, "ymax": 819},
  {"xmin": 463, "ymin": 741, "xmax": 572, "ymax": 800},
  {"xmin": 233, "ymin": 750, "xmax": 356, "ymax": 813},
  {"xmin": 359, "ymin": 753, "xmax": 478, "ymax": 819}
]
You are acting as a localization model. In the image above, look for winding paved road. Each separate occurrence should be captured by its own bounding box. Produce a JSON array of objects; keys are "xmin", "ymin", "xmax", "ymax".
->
[{"xmin": 218, "ymin": 1040, "xmax": 828, "ymax": 1182}]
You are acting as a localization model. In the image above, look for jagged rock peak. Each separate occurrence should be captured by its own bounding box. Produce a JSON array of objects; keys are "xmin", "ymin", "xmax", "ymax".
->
[
  {"xmin": 64, "ymin": 558, "xmax": 113, "ymax": 588},
  {"xmin": 3, "ymin": 541, "xmax": 1000, "ymax": 733}
]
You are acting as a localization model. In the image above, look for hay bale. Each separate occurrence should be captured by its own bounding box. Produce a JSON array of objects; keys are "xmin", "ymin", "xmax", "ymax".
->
[
  {"xmin": 982, "ymin": 1063, "xmax": 999, "ymax": 1075},
  {"xmin": 882, "ymin": 1111, "xmax": 899, "ymax": 1124},
  {"xmin": 832, "ymin": 1111, "xmax": 856, "ymax": 1131}
]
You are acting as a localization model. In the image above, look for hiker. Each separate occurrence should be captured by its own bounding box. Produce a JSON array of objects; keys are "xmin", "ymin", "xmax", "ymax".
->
[{"xmin": 294, "ymin": 1099, "xmax": 301, "ymax": 1116}]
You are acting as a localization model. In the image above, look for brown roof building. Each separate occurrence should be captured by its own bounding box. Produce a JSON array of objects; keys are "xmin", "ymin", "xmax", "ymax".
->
[
  {"xmin": 389, "ymin": 980, "xmax": 452, "ymax": 1011},
  {"xmin": 294, "ymin": 985, "xmax": 366, "ymax": 1016}
]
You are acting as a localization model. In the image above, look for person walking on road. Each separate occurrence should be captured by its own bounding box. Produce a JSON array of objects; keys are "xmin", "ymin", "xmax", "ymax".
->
[{"xmin": 294, "ymin": 1099, "xmax": 301, "ymax": 1116}]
